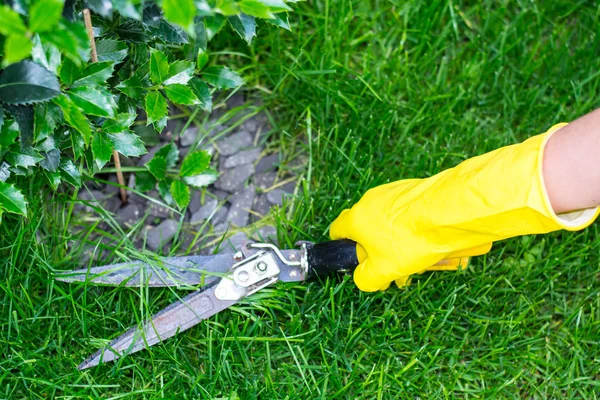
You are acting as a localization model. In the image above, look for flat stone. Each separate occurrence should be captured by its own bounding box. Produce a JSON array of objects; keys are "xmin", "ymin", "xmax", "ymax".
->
[
  {"xmin": 280, "ymin": 180, "xmax": 296, "ymax": 194},
  {"xmin": 251, "ymin": 225, "xmax": 277, "ymax": 243},
  {"xmin": 266, "ymin": 189, "xmax": 292, "ymax": 206},
  {"xmin": 213, "ymin": 222, "xmax": 230, "ymax": 234},
  {"xmin": 211, "ymin": 204, "xmax": 229, "ymax": 225},
  {"xmin": 226, "ymin": 93, "xmax": 245, "ymax": 109},
  {"xmin": 226, "ymin": 185, "xmax": 255, "ymax": 228},
  {"xmin": 215, "ymin": 130, "xmax": 253, "ymax": 156},
  {"xmin": 127, "ymin": 174, "xmax": 145, "ymax": 205},
  {"xmin": 146, "ymin": 219, "xmax": 178, "ymax": 251},
  {"xmin": 190, "ymin": 197, "xmax": 218, "ymax": 224},
  {"xmin": 217, "ymin": 232, "xmax": 248, "ymax": 254},
  {"xmin": 251, "ymin": 194, "xmax": 271, "ymax": 218},
  {"xmin": 146, "ymin": 200, "xmax": 171, "ymax": 219},
  {"xmin": 137, "ymin": 146, "xmax": 160, "ymax": 166},
  {"xmin": 255, "ymin": 153, "xmax": 279, "ymax": 173},
  {"xmin": 77, "ymin": 190, "xmax": 108, "ymax": 213},
  {"xmin": 180, "ymin": 126, "xmax": 198, "ymax": 147},
  {"xmin": 253, "ymin": 171, "xmax": 276, "ymax": 190},
  {"xmin": 214, "ymin": 164, "xmax": 255, "ymax": 193},
  {"xmin": 222, "ymin": 147, "xmax": 262, "ymax": 169},
  {"xmin": 116, "ymin": 204, "xmax": 142, "ymax": 226},
  {"xmin": 105, "ymin": 175, "xmax": 120, "ymax": 195},
  {"xmin": 188, "ymin": 190, "xmax": 202, "ymax": 214},
  {"xmin": 211, "ymin": 189, "xmax": 229, "ymax": 201}
]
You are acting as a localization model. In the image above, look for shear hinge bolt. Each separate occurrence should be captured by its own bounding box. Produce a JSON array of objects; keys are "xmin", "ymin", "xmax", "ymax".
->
[
  {"xmin": 237, "ymin": 271, "xmax": 249, "ymax": 282},
  {"xmin": 215, "ymin": 287, "xmax": 227, "ymax": 299},
  {"xmin": 233, "ymin": 251, "xmax": 243, "ymax": 261},
  {"xmin": 255, "ymin": 261, "xmax": 268, "ymax": 273}
]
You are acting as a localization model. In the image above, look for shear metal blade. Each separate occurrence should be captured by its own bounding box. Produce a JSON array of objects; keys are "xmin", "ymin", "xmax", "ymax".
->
[{"xmin": 78, "ymin": 286, "xmax": 236, "ymax": 370}]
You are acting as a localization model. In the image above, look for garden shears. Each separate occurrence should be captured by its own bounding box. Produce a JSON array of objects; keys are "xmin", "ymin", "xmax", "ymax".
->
[{"xmin": 56, "ymin": 239, "xmax": 461, "ymax": 370}]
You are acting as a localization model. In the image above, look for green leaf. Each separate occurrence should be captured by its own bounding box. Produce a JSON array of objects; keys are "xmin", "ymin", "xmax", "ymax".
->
[
  {"xmin": 92, "ymin": 132, "xmax": 114, "ymax": 169},
  {"xmin": 266, "ymin": 13, "xmax": 291, "ymax": 30},
  {"xmin": 146, "ymin": 155, "xmax": 167, "ymax": 179},
  {"xmin": 0, "ymin": 162, "xmax": 11, "ymax": 182},
  {"xmin": 40, "ymin": 148, "xmax": 60, "ymax": 172},
  {"xmin": 67, "ymin": 86, "xmax": 117, "ymax": 118},
  {"xmin": 150, "ymin": 49, "xmax": 170, "ymax": 85},
  {"xmin": 34, "ymin": 101, "xmax": 62, "ymax": 142},
  {"xmin": 96, "ymin": 39, "xmax": 128, "ymax": 63},
  {"xmin": 170, "ymin": 179, "xmax": 190, "ymax": 209},
  {"xmin": 203, "ymin": 15, "xmax": 226, "ymax": 41},
  {"xmin": 189, "ymin": 78, "xmax": 212, "ymax": 112},
  {"xmin": 112, "ymin": 0, "xmax": 142, "ymax": 20},
  {"xmin": 163, "ymin": 61, "xmax": 195, "ymax": 85},
  {"xmin": 59, "ymin": 57, "xmax": 82, "ymax": 86},
  {"xmin": 182, "ymin": 169, "xmax": 218, "ymax": 188},
  {"xmin": 0, "ymin": 61, "xmax": 61, "ymax": 105},
  {"xmin": 156, "ymin": 142, "xmax": 179, "ymax": 169},
  {"xmin": 53, "ymin": 95, "xmax": 92, "ymax": 145},
  {"xmin": 135, "ymin": 171, "xmax": 156, "ymax": 192},
  {"xmin": 257, "ymin": 0, "xmax": 292, "ymax": 12},
  {"xmin": 158, "ymin": 179, "xmax": 176, "ymax": 207},
  {"xmin": 162, "ymin": 0, "xmax": 195, "ymax": 34},
  {"xmin": 229, "ymin": 14, "xmax": 256, "ymax": 44},
  {"xmin": 216, "ymin": 0, "xmax": 240, "ymax": 15},
  {"xmin": 202, "ymin": 66, "xmax": 243, "ymax": 89},
  {"xmin": 0, "ymin": 107, "xmax": 3, "ymax": 131},
  {"xmin": 0, "ymin": 181, "xmax": 27, "ymax": 216},
  {"xmin": 180, "ymin": 150, "xmax": 210, "ymax": 177},
  {"xmin": 194, "ymin": 18, "xmax": 208, "ymax": 52},
  {"xmin": 144, "ymin": 91, "xmax": 168, "ymax": 124},
  {"xmin": 103, "ymin": 113, "xmax": 136, "ymax": 134},
  {"xmin": 87, "ymin": 0, "xmax": 113, "ymax": 18},
  {"xmin": 29, "ymin": 0, "xmax": 64, "ymax": 32},
  {"xmin": 40, "ymin": 24, "xmax": 88, "ymax": 66},
  {"xmin": 31, "ymin": 35, "xmax": 61, "ymax": 75},
  {"xmin": 59, "ymin": 159, "xmax": 81, "ymax": 187},
  {"xmin": 196, "ymin": 48, "xmax": 209, "ymax": 71},
  {"xmin": 152, "ymin": 19, "xmax": 189, "ymax": 44},
  {"xmin": 71, "ymin": 127, "xmax": 86, "ymax": 160},
  {"xmin": 116, "ymin": 70, "xmax": 150, "ymax": 99},
  {"xmin": 164, "ymin": 84, "xmax": 200, "ymax": 105},
  {"xmin": 0, "ymin": 5, "xmax": 27, "ymax": 36},
  {"xmin": 239, "ymin": 0, "xmax": 275, "ymax": 19},
  {"xmin": 3, "ymin": 34, "xmax": 33, "ymax": 66},
  {"xmin": 153, "ymin": 116, "xmax": 167, "ymax": 134},
  {"xmin": 108, "ymin": 131, "xmax": 147, "ymax": 157},
  {"xmin": 72, "ymin": 61, "xmax": 115, "ymax": 87},
  {"xmin": 44, "ymin": 169, "xmax": 61, "ymax": 190},
  {"xmin": 0, "ymin": 120, "xmax": 19, "ymax": 147},
  {"xmin": 4, "ymin": 104, "xmax": 34, "ymax": 149},
  {"xmin": 5, "ymin": 150, "xmax": 44, "ymax": 168}
]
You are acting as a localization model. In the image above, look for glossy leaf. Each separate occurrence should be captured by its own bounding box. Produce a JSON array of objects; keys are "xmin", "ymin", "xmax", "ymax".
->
[
  {"xmin": 203, "ymin": 14, "xmax": 226, "ymax": 40},
  {"xmin": 217, "ymin": 0, "xmax": 239, "ymax": 15},
  {"xmin": 0, "ymin": 181, "xmax": 27, "ymax": 216},
  {"xmin": 59, "ymin": 58, "xmax": 82, "ymax": 86},
  {"xmin": 67, "ymin": 86, "xmax": 117, "ymax": 118},
  {"xmin": 40, "ymin": 148, "xmax": 60, "ymax": 172},
  {"xmin": 34, "ymin": 102, "xmax": 62, "ymax": 142},
  {"xmin": 180, "ymin": 150, "xmax": 210, "ymax": 177},
  {"xmin": 4, "ymin": 104, "xmax": 34, "ymax": 149},
  {"xmin": 102, "ymin": 113, "xmax": 136, "ymax": 134},
  {"xmin": 163, "ymin": 61, "xmax": 195, "ymax": 85},
  {"xmin": 96, "ymin": 39, "xmax": 128, "ymax": 63},
  {"xmin": 0, "ymin": 61, "xmax": 61, "ymax": 105},
  {"xmin": 87, "ymin": 0, "xmax": 113, "ymax": 18},
  {"xmin": 112, "ymin": 0, "xmax": 142, "ymax": 20},
  {"xmin": 0, "ymin": 120, "xmax": 19, "ymax": 147},
  {"xmin": 156, "ymin": 143, "xmax": 180, "ymax": 169},
  {"xmin": 144, "ymin": 91, "xmax": 168, "ymax": 124},
  {"xmin": 162, "ymin": 0, "xmax": 195, "ymax": 34},
  {"xmin": 158, "ymin": 179, "xmax": 176, "ymax": 207},
  {"xmin": 0, "ymin": 107, "xmax": 3, "ymax": 131},
  {"xmin": 3, "ymin": 34, "xmax": 33, "ymax": 66},
  {"xmin": 145, "ymin": 155, "xmax": 167, "ymax": 179},
  {"xmin": 164, "ymin": 84, "xmax": 200, "ymax": 105},
  {"xmin": 150, "ymin": 49, "xmax": 170, "ymax": 85},
  {"xmin": 59, "ymin": 159, "xmax": 81, "ymax": 187},
  {"xmin": 0, "ymin": 162, "xmax": 10, "ymax": 182},
  {"xmin": 239, "ymin": 0, "xmax": 275, "ymax": 19},
  {"xmin": 40, "ymin": 25, "xmax": 87, "ymax": 66},
  {"xmin": 153, "ymin": 116, "xmax": 167, "ymax": 134},
  {"xmin": 108, "ymin": 131, "xmax": 147, "ymax": 157},
  {"xmin": 0, "ymin": 5, "xmax": 26, "ymax": 36},
  {"xmin": 53, "ymin": 95, "xmax": 92, "ymax": 145},
  {"xmin": 266, "ymin": 12, "xmax": 291, "ymax": 30},
  {"xmin": 257, "ymin": 0, "xmax": 292, "ymax": 12},
  {"xmin": 92, "ymin": 132, "xmax": 114, "ymax": 169},
  {"xmin": 202, "ymin": 65, "xmax": 243, "ymax": 89},
  {"xmin": 135, "ymin": 171, "xmax": 156, "ymax": 192},
  {"xmin": 6, "ymin": 150, "xmax": 44, "ymax": 168},
  {"xmin": 116, "ymin": 71, "xmax": 150, "ymax": 100},
  {"xmin": 170, "ymin": 179, "xmax": 190, "ymax": 209},
  {"xmin": 182, "ymin": 169, "xmax": 218, "ymax": 188},
  {"xmin": 31, "ymin": 35, "xmax": 61, "ymax": 75},
  {"xmin": 152, "ymin": 19, "xmax": 189, "ymax": 44},
  {"xmin": 229, "ymin": 14, "xmax": 256, "ymax": 44},
  {"xmin": 72, "ymin": 61, "xmax": 115, "ymax": 87},
  {"xmin": 196, "ymin": 48, "xmax": 208, "ymax": 71},
  {"xmin": 189, "ymin": 78, "xmax": 212, "ymax": 112},
  {"xmin": 29, "ymin": 0, "xmax": 64, "ymax": 32}
]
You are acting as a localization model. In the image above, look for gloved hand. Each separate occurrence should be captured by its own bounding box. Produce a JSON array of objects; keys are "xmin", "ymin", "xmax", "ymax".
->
[{"xmin": 331, "ymin": 124, "xmax": 600, "ymax": 291}]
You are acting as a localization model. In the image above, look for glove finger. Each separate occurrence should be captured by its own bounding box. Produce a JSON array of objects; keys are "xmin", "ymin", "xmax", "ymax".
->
[
  {"xmin": 446, "ymin": 243, "xmax": 493, "ymax": 258},
  {"xmin": 425, "ymin": 257, "xmax": 470, "ymax": 271},
  {"xmin": 329, "ymin": 209, "xmax": 354, "ymax": 240},
  {"xmin": 394, "ymin": 276, "xmax": 412, "ymax": 288},
  {"xmin": 353, "ymin": 257, "xmax": 393, "ymax": 292}
]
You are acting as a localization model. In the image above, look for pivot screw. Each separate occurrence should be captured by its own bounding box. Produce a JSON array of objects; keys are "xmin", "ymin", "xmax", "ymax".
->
[
  {"xmin": 255, "ymin": 261, "xmax": 268, "ymax": 273},
  {"xmin": 290, "ymin": 269, "xmax": 298, "ymax": 278},
  {"xmin": 233, "ymin": 251, "xmax": 243, "ymax": 262},
  {"xmin": 215, "ymin": 287, "xmax": 227, "ymax": 299},
  {"xmin": 237, "ymin": 270, "xmax": 249, "ymax": 282}
]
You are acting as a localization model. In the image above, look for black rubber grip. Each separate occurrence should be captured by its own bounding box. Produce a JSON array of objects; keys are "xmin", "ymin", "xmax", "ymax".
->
[{"xmin": 306, "ymin": 239, "xmax": 359, "ymax": 277}]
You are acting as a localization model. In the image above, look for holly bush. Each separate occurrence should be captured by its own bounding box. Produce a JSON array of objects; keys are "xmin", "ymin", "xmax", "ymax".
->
[{"xmin": 0, "ymin": 0, "xmax": 294, "ymax": 218}]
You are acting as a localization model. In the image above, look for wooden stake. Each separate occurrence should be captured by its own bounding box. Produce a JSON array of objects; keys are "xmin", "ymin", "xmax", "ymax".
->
[{"xmin": 83, "ymin": 9, "xmax": 128, "ymax": 204}]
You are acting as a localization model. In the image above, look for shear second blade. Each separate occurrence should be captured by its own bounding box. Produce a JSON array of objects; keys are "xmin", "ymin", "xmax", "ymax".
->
[
  {"xmin": 55, "ymin": 255, "xmax": 234, "ymax": 287},
  {"xmin": 78, "ymin": 286, "xmax": 237, "ymax": 370}
]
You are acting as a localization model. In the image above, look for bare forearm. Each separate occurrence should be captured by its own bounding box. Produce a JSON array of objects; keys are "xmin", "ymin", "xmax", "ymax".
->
[{"xmin": 543, "ymin": 108, "xmax": 600, "ymax": 214}]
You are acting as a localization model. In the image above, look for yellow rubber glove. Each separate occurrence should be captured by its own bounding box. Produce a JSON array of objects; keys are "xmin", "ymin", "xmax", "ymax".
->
[{"xmin": 331, "ymin": 124, "xmax": 600, "ymax": 291}]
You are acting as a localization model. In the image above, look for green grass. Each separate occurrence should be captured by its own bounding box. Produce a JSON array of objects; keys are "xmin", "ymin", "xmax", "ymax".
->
[{"xmin": 2, "ymin": 0, "xmax": 600, "ymax": 398}]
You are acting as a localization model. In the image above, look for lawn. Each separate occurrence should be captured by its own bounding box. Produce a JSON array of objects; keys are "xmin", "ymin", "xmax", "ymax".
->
[{"xmin": 2, "ymin": 0, "xmax": 600, "ymax": 398}]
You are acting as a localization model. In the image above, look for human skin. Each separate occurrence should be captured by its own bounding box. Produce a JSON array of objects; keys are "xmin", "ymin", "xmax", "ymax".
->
[{"xmin": 543, "ymin": 108, "xmax": 600, "ymax": 213}]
